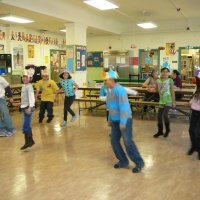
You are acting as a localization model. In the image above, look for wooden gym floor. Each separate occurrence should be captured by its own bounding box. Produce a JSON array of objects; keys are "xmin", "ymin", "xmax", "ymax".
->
[{"xmin": 0, "ymin": 103, "xmax": 200, "ymax": 200}]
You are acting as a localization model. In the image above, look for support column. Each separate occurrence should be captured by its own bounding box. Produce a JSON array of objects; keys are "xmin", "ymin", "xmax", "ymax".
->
[{"xmin": 65, "ymin": 23, "xmax": 87, "ymax": 97}]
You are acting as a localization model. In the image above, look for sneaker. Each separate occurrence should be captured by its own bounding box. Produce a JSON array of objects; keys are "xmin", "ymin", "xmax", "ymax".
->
[
  {"xmin": 70, "ymin": 115, "xmax": 77, "ymax": 122},
  {"xmin": 187, "ymin": 148, "xmax": 195, "ymax": 156},
  {"xmin": 60, "ymin": 121, "xmax": 67, "ymax": 127},
  {"xmin": 5, "ymin": 131, "xmax": 15, "ymax": 137},
  {"xmin": 0, "ymin": 132, "xmax": 6, "ymax": 137},
  {"xmin": 12, "ymin": 129, "xmax": 17, "ymax": 134}
]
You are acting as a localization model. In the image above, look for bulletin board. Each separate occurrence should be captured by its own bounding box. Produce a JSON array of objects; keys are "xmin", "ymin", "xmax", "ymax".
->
[
  {"xmin": 75, "ymin": 45, "xmax": 86, "ymax": 71},
  {"xmin": 87, "ymin": 51, "xmax": 103, "ymax": 67}
]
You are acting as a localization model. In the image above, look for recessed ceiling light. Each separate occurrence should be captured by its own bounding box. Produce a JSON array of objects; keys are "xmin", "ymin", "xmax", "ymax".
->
[
  {"xmin": 0, "ymin": 15, "xmax": 34, "ymax": 24},
  {"xmin": 60, "ymin": 29, "xmax": 66, "ymax": 32},
  {"xmin": 137, "ymin": 22, "xmax": 157, "ymax": 29},
  {"xmin": 83, "ymin": 0, "xmax": 118, "ymax": 10}
]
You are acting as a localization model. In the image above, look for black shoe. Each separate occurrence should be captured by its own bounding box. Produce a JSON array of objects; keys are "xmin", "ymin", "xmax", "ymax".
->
[
  {"xmin": 46, "ymin": 118, "xmax": 53, "ymax": 123},
  {"xmin": 164, "ymin": 123, "xmax": 170, "ymax": 137},
  {"xmin": 164, "ymin": 130, "xmax": 170, "ymax": 138},
  {"xmin": 187, "ymin": 148, "xmax": 195, "ymax": 156},
  {"xmin": 114, "ymin": 163, "xmax": 128, "ymax": 169},
  {"xmin": 153, "ymin": 132, "xmax": 164, "ymax": 138},
  {"xmin": 198, "ymin": 152, "xmax": 200, "ymax": 160},
  {"xmin": 20, "ymin": 134, "xmax": 35, "ymax": 150},
  {"xmin": 20, "ymin": 141, "xmax": 34, "ymax": 150},
  {"xmin": 46, "ymin": 116, "xmax": 54, "ymax": 123},
  {"xmin": 132, "ymin": 165, "xmax": 144, "ymax": 173}
]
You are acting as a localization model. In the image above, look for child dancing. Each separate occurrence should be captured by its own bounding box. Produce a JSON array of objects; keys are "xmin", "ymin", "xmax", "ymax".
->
[
  {"xmin": 20, "ymin": 69, "xmax": 35, "ymax": 150},
  {"xmin": 58, "ymin": 69, "xmax": 78, "ymax": 127},
  {"xmin": 35, "ymin": 68, "xmax": 59, "ymax": 123},
  {"xmin": 187, "ymin": 74, "xmax": 200, "ymax": 160},
  {"xmin": 102, "ymin": 69, "xmax": 144, "ymax": 173},
  {"xmin": 154, "ymin": 67, "xmax": 175, "ymax": 138}
]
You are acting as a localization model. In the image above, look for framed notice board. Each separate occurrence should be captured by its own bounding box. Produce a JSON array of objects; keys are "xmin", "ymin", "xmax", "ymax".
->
[
  {"xmin": 75, "ymin": 45, "xmax": 87, "ymax": 71},
  {"xmin": 87, "ymin": 51, "xmax": 103, "ymax": 67}
]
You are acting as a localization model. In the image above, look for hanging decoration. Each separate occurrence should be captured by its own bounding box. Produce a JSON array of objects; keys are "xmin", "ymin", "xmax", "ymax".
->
[
  {"xmin": 144, "ymin": 47, "xmax": 151, "ymax": 52},
  {"xmin": 130, "ymin": 44, "xmax": 137, "ymax": 49},
  {"xmin": 0, "ymin": 30, "xmax": 6, "ymax": 40},
  {"xmin": 10, "ymin": 31, "xmax": 65, "ymax": 46},
  {"xmin": 158, "ymin": 46, "xmax": 165, "ymax": 50}
]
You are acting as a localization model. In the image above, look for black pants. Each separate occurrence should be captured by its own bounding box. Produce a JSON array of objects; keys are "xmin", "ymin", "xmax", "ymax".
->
[
  {"xmin": 64, "ymin": 95, "xmax": 75, "ymax": 121},
  {"xmin": 175, "ymin": 93, "xmax": 183, "ymax": 101},
  {"xmin": 39, "ymin": 101, "xmax": 54, "ymax": 120},
  {"xmin": 106, "ymin": 110, "xmax": 109, "ymax": 122},
  {"xmin": 144, "ymin": 92, "xmax": 159, "ymax": 112},
  {"xmin": 189, "ymin": 110, "xmax": 200, "ymax": 152},
  {"xmin": 157, "ymin": 106, "xmax": 170, "ymax": 131}
]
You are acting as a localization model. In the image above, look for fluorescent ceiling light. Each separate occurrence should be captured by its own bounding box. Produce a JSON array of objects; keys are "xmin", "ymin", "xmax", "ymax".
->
[
  {"xmin": 0, "ymin": 15, "xmax": 34, "ymax": 23},
  {"xmin": 83, "ymin": 0, "xmax": 118, "ymax": 10},
  {"xmin": 60, "ymin": 29, "xmax": 66, "ymax": 32},
  {"xmin": 137, "ymin": 22, "xmax": 157, "ymax": 29}
]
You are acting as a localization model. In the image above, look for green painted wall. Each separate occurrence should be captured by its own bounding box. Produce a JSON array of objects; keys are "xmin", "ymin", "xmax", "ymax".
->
[{"xmin": 87, "ymin": 67, "xmax": 103, "ymax": 82}]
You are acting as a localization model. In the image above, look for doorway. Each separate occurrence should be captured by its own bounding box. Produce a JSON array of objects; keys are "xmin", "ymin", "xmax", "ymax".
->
[{"xmin": 179, "ymin": 46, "xmax": 200, "ymax": 82}]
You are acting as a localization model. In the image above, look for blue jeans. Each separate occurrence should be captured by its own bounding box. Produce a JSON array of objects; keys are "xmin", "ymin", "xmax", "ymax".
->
[
  {"xmin": 22, "ymin": 108, "xmax": 34, "ymax": 134},
  {"xmin": 0, "ymin": 98, "xmax": 15, "ymax": 132},
  {"xmin": 111, "ymin": 119, "xmax": 144, "ymax": 167}
]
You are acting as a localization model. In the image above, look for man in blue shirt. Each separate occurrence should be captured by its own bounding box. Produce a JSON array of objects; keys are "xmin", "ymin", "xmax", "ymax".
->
[{"xmin": 102, "ymin": 69, "xmax": 144, "ymax": 173}]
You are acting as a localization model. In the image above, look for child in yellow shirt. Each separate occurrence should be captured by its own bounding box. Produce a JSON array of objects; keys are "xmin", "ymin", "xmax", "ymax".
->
[{"xmin": 35, "ymin": 68, "xmax": 59, "ymax": 123}]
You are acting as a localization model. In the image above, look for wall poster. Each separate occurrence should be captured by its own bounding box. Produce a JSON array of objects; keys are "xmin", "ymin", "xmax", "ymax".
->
[
  {"xmin": 28, "ymin": 45, "xmax": 35, "ymax": 58},
  {"xmin": 0, "ymin": 44, "xmax": 5, "ymax": 53},
  {"xmin": 66, "ymin": 45, "xmax": 75, "ymax": 72},
  {"xmin": 13, "ymin": 47, "xmax": 24, "ymax": 70},
  {"xmin": 166, "ymin": 42, "xmax": 176, "ymax": 56}
]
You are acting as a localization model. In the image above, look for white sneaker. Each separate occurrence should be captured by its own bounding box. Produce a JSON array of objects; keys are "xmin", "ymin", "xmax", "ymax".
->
[
  {"xmin": 0, "ymin": 132, "xmax": 6, "ymax": 137},
  {"xmin": 70, "ymin": 115, "xmax": 77, "ymax": 122},
  {"xmin": 5, "ymin": 132, "xmax": 14, "ymax": 137},
  {"xmin": 12, "ymin": 129, "xmax": 17, "ymax": 134},
  {"xmin": 60, "ymin": 121, "xmax": 67, "ymax": 127}
]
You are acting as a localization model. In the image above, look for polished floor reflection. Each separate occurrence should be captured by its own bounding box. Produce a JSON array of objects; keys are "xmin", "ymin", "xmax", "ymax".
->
[{"xmin": 0, "ymin": 104, "xmax": 200, "ymax": 200}]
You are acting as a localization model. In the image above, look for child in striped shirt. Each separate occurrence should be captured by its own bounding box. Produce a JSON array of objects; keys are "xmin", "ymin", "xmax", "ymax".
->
[{"xmin": 102, "ymin": 69, "xmax": 144, "ymax": 173}]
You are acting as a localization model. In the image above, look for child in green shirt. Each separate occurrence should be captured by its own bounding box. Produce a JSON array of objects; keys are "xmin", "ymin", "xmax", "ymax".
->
[{"xmin": 154, "ymin": 67, "xmax": 175, "ymax": 138}]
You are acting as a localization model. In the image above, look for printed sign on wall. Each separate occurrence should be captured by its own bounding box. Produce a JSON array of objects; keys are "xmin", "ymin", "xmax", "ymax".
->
[
  {"xmin": 166, "ymin": 42, "xmax": 176, "ymax": 56},
  {"xmin": 66, "ymin": 45, "xmax": 75, "ymax": 72},
  {"xmin": 13, "ymin": 47, "xmax": 24, "ymax": 70},
  {"xmin": 28, "ymin": 45, "xmax": 35, "ymax": 58}
]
